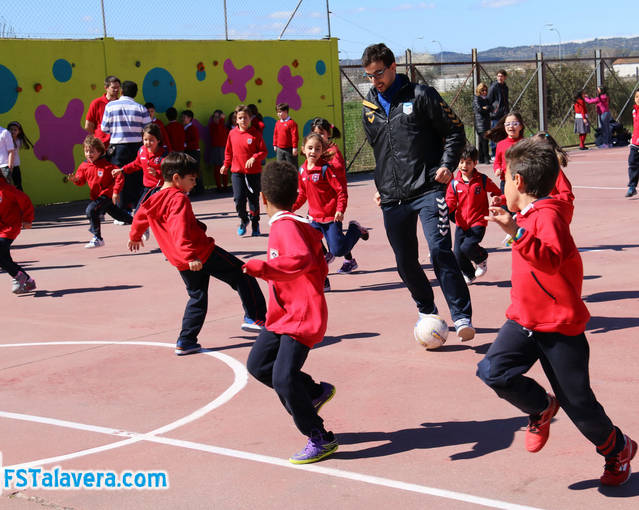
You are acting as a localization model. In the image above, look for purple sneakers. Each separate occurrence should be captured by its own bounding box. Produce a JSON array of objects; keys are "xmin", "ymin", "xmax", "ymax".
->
[
  {"xmin": 289, "ymin": 431, "xmax": 338, "ymax": 464},
  {"xmin": 312, "ymin": 382, "xmax": 336, "ymax": 412}
]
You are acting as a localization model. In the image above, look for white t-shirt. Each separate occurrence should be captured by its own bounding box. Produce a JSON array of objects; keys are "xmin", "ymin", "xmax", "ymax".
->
[{"xmin": 0, "ymin": 128, "xmax": 14, "ymax": 167}]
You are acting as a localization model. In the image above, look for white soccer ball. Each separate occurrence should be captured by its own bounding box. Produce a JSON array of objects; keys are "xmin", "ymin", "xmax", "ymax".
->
[{"xmin": 414, "ymin": 314, "xmax": 449, "ymax": 350}]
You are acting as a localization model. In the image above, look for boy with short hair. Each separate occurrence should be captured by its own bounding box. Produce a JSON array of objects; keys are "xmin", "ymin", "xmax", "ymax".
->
[
  {"xmin": 165, "ymin": 107, "xmax": 185, "ymax": 153},
  {"xmin": 243, "ymin": 160, "xmax": 337, "ymax": 465},
  {"xmin": 445, "ymin": 144, "xmax": 501, "ymax": 284},
  {"xmin": 128, "ymin": 152, "xmax": 267, "ymax": 355},
  {"xmin": 477, "ymin": 137, "xmax": 635, "ymax": 486},
  {"xmin": 145, "ymin": 102, "xmax": 172, "ymax": 152},
  {"xmin": 273, "ymin": 103, "xmax": 299, "ymax": 167}
]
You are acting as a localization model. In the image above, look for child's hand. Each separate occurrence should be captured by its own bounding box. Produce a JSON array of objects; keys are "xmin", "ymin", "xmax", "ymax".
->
[
  {"xmin": 334, "ymin": 211, "xmax": 344, "ymax": 222},
  {"xmin": 220, "ymin": 166, "xmax": 228, "ymax": 175},
  {"xmin": 495, "ymin": 168, "xmax": 504, "ymax": 178},
  {"xmin": 485, "ymin": 207, "xmax": 517, "ymax": 236},
  {"xmin": 489, "ymin": 195, "xmax": 502, "ymax": 206},
  {"xmin": 189, "ymin": 259, "xmax": 203, "ymax": 271},
  {"xmin": 128, "ymin": 239, "xmax": 144, "ymax": 252},
  {"xmin": 22, "ymin": 222, "xmax": 32, "ymax": 229},
  {"xmin": 112, "ymin": 193, "xmax": 118, "ymax": 205},
  {"xmin": 373, "ymin": 191, "xmax": 381, "ymax": 207},
  {"xmin": 292, "ymin": 148, "xmax": 298, "ymax": 156},
  {"xmin": 434, "ymin": 166, "xmax": 452, "ymax": 184},
  {"xmin": 112, "ymin": 168, "xmax": 122, "ymax": 176},
  {"xmin": 245, "ymin": 157, "xmax": 256, "ymax": 169}
]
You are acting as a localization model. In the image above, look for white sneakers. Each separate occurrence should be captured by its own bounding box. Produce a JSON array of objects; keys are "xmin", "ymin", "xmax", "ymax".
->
[
  {"xmin": 475, "ymin": 260, "xmax": 487, "ymax": 278},
  {"xmin": 85, "ymin": 237, "xmax": 105, "ymax": 248}
]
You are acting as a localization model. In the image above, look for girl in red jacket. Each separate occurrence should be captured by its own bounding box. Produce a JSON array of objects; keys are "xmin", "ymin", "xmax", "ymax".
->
[
  {"xmin": 292, "ymin": 133, "xmax": 368, "ymax": 290},
  {"xmin": 208, "ymin": 109, "xmax": 229, "ymax": 193},
  {"xmin": 0, "ymin": 173, "xmax": 35, "ymax": 293},
  {"xmin": 68, "ymin": 135, "xmax": 132, "ymax": 248},
  {"xmin": 573, "ymin": 91, "xmax": 590, "ymax": 150},
  {"xmin": 244, "ymin": 161, "xmax": 338, "ymax": 465},
  {"xmin": 221, "ymin": 105, "xmax": 267, "ymax": 237},
  {"xmin": 492, "ymin": 111, "xmax": 525, "ymax": 193},
  {"xmin": 625, "ymin": 90, "xmax": 639, "ymax": 197}
]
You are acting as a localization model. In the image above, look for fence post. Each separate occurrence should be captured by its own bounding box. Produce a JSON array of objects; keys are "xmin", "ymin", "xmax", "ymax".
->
[
  {"xmin": 595, "ymin": 49, "xmax": 604, "ymax": 90},
  {"xmin": 472, "ymin": 48, "xmax": 479, "ymax": 148},
  {"xmin": 537, "ymin": 52, "xmax": 547, "ymax": 132},
  {"xmin": 405, "ymin": 49, "xmax": 412, "ymax": 78}
]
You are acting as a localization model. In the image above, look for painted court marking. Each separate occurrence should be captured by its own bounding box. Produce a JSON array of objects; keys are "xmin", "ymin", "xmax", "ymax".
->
[{"xmin": 0, "ymin": 341, "xmax": 543, "ymax": 510}]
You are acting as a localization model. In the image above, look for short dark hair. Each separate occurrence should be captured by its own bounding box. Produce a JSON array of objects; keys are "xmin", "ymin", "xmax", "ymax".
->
[
  {"xmin": 261, "ymin": 161, "xmax": 299, "ymax": 210},
  {"xmin": 143, "ymin": 123, "xmax": 162, "ymax": 143},
  {"xmin": 505, "ymin": 138, "xmax": 559, "ymax": 198},
  {"xmin": 161, "ymin": 152, "xmax": 199, "ymax": 181},
  {"xmin": 497, "ymin": 69, "xmax": 508, "ymax": 77},
  {"xmin": 311, "ymin": 117, "xmax": 341, "ymax": 140},
  {"xmin": 362, "ymin": 43, "xmax": 395, "ymax": 68},
  {"xmin": 121, "ymin": 80, "xmax": 138, "ymax": 98},
  {"xmin": 104, "ymin": 75, "xmax": 120, "ymax": 88},
  {"xmin": 276, "ymin": 103, "xmax": 289, "ymax": 112},
  {"xmin": 460, "ymin": 144, "xmax": 478, "ymax": 162},
  {"xmin": 144, "ymin": 102, "xmax": 155, "ymax": 110},
  {"xmin": 235, "ymin": 104, "xmax": 250, "ymax": 115},
  {"xmin": 181, "ymin": 109, "xmax": 194, "ymax": 120},
  {"xmin": 83, "ymin": 134, "xmax": 105, "ymax": 155},
  {"xmin": 166, "ymin": 107, "xmax": 177, "ymax": 121}
]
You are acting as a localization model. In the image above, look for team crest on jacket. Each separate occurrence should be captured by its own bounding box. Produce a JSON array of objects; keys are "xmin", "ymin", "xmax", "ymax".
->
[
  {"xmin": 403, "ymin": 102, "xmax": 413, "ymax": 115},
  {"xmin": 97, "ymin": 170, "xmax": 103, "ymax": 177},
  {"xmin": 269, "ymin": 248, "xmax": 279, "ymax": 258},
  {"xmin": 475, "ymin": 186, "xmax": 481, "ymax": 195},
  {"xmin": 366, "ymin": 111, "xmax": 375, "ymax": 123},
  {"xmin": 311, "ymin": 173, "xmax": 320, "ymax": 182},
  {"xmin": 247, "ymin": 138, "xmax": 253, "ymax": 145}
]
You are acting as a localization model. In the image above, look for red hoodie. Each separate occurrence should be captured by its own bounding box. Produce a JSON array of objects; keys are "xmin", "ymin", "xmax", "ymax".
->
[
  {"xmin": 243, "ymin": 212, "xmax": 328, "ymax": 347},
  {"xmin": 632, "ymin": 104, "xmax": 639, "ymax": 146},
  {"xmin": 129, "ymin": 187, "xmax": 215, "ymax": 271},
  {"xmin": 0, "ymin": 177, "xmax": 34, "ymax": 240},
  {"xmin": 223, "ymin": 127, "xmax": 267, "ymax": 175},
  {"xmin": 446, "ymin": 170, "xmax": 501, "ymax": 230},
  {"xmin": 72, "ymin": 157, "xmax": 123, "ymax": 201},
  {"xmin": 507, "ymin": 197, "xmax": 590, "ymax": 336},
  {"xmin": 151, "ymin": 118, "xmax": 172, "ymax": 152},
  {"xmin": 122, "ymin": 145, "xmax": 168, "ymax": 188},
  {"xmin": 273, "ymin": 117, "xmax": 299, "ymax": 149},
  {"xmin": 292, "ymin": 160, "xmax": 347, "ymax": 223},
  {"xmin": 166, "ymin": 120, "xmax": 186, "ymax": 152},
  {"xmin": 494, "ymin": 136, "xmax": 522, "ymax": 181}
]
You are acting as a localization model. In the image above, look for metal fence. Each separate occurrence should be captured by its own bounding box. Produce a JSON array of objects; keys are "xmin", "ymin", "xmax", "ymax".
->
[{"xmin": 341, "ymin": 49, "xmax": 639, "ymax": 173}]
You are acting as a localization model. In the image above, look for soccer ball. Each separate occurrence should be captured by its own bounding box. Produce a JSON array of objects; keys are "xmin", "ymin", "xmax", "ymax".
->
[{"xmin": 414, "ymin": 314, "xmax": 449, "ymax": 350}]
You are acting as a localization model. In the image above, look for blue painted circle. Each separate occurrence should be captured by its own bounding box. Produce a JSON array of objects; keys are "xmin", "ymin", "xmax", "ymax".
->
[
  {"xmin": 315, "ymin": 60, "xmax": 326, "ymax": 75},
  {"xmin": 52, "ymin": 59, "xmax": 72, "ymax": 82},
  {"xmin": 0, "ymin": 65, "xmax": 18, "ymax": 114},
  {"xmin": 263, "ymin": 116, "xmax": 277, "ymax": 159},
  {"xmin": 303, "ymin": 119, "xmax": 313, "ymax": 137},
  {"xmin": 196, "ymin": 70, "xmax": 206, "ymax": 81},
  {"xmin": 142, "ymin": 67, "xmax": 177, "ymax": 113}
]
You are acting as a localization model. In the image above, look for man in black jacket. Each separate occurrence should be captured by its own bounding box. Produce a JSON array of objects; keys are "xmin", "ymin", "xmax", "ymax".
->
[
  {"xmin": 486, "ymin": 69, "xmax": 509, "ymax": 157},
  {"xmin": 361, "ymin": 43, "xmax": 473, "ymax": 341}
]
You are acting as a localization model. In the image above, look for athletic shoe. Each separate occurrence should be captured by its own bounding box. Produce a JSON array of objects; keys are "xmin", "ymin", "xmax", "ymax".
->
[
  {"xmin": 625, "ymin": 187, "xmax": 637, "ymax": 198},
  {"xmin": 289, "ymin": 431, "xmax": 338, "ymax": 464},
  {"xmin": 454, "ymin": 317, "xmax": 475, "ymax": 341},
  {"xmin": 251, "ymin": 224, "xmax": 261, "ymax": 237},
  {"xmin": 19, "ymin": 277, "xmax": 36, "ymax": 293},
  {"xmin": 324, "ymin": 278, "xmax": 331, "ymax": 292},
  {"xmin": 11, "ymin": 271, "xmax": 28, "ymax": 294},
  {"xmin": 324, "ymin": 252, "xmax": 335, "ymax": 265},
  {"xmin": 142, "ymin": 229, "xmax": 150, "ymax": 242},
  {"xmin": 312, "ymin": 382, "xmax": 336, "ymax": 413},
  {"xmin": 338, "ymin": 259, "xmax": 358, "ymax": 273},
  {"xmin": 237, "ymin": 222, "xmax": 248, "ymax": 236},
  {"xmin": 525, "ymin": 394, "xmax": 560, "ymax": 453},
  {"xmin": 85, "ymin": 237, "xmax": 105, "ymax": 249},
  {"xmin": 601, "ymin": 434, "xmax": 638, "ymax": 486},
  {"xmin": 175, "ymin": 344, "xmax": 202, "ymax": 356},
  {"xmin": 475, "ymin": 260, "xmax": 488, "ymax": 278},
  {"xmin": 113, "ymin": 219, "xmax": 126, "ymax": 225},
  {"xmin": 241, "ymin": 316, "xmax": 265, "ymax": 332},
  {"xmin": 463, "ymin": 274, "xmax": 475, "ymax": 285},
  {"xmin": 349, "ymin": 220, "xmax": 369, "ymax": 241},
  {"xmin": 579, "ymin": 146, "xmax": 589, "ymax": 150}
]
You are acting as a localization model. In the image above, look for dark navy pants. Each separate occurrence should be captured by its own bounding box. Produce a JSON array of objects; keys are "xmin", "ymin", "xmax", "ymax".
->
[
  {"xmin": 311, "ymin": 220, "xmax": 360, "ymax": 258},
  {"xmin": 0, "ymin": 237, "xmax": 28, "ymax": 278},
  {"xmin": 381, "ymin": 190, "xmax": 471, "ymax": 321},
  {"xmin": 247, "ymin": 329, "xmax": 326, "ymax": 437},
  {"xmin": 477, "ymin": 319, "xmax": 621, "ymax": 451},
  {"xmin": 110, "ymin": 142, "xmax": 142, "ymax": 211},
  {"xmin": 86, "ymin": 196, "xmax": 132, "ymax": 239},
  {"xmin": 177, "ymin": 245, "xmax": 266, "ymax": 348},
  {"xmin": 627, "ymin": 145, "xmax": 639, "ymax": 189},
  {"xmin": 454, "ymin": 225, "xmax": 487, "ymax": 280},
  {"xmin": 231, "ymin": 172, "xmax": 261, "ymax": 227}
]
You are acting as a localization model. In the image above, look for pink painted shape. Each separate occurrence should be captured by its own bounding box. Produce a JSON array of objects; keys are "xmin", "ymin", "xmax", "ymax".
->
[
  {"xmin": 276, "ymin": 66, "xmax": 304, "ymax": 110},
  {"xmin": 221, "ymin": 59, "xmax": 254, "ymax": 102},
  {"xmin": 34, "ymin": 98, "xmax": 87, "ymax": 174}
]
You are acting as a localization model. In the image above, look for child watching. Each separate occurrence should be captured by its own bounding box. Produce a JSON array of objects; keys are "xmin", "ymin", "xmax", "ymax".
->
[
  {"xmin": 68, "ymin": 135, "xmax": 132, "ymax": 248},
  {"xmin": 128, "ymin": 152, "xmax": 267, "ymax": 355},
  {"xmin": 490, "ymin": 111, "xmax": 525, "ymax": 193},
  {"xmin": 0, "ymin": 173, "xmax": 35, "ymax": 294},
  {"xmin": 243, "ymin": 160, "xmax": 338, "ymax": 464},
  {"xmin": 7, "ymin": 121, "xmax": 33, "ymax": 191},
  {"xmin": 182, "ymin": 110, "xmax": 203, "ymax": 195},
  {"xmin": 221, "ymin": 104, "xmax": 268, "ymax": 237},
  {"xmin": 273, "ymin": 103, "xmax": 299, "ymax": 167},
  {"xmin": 625, "ymin": 90, "xmax": 639, "ymax": 198},
  {"xmin": 477, "ymin": 137, "xmax": 635, "ymax": 486},
  {"xmin": 208, "ymin": 109, "xmax": 229, "ymax": 193},
  {"xmin": 145, "ymin": 103, "xmax": 172, "ymax": 152},
  {"xmin": 445, "ymin": 144, "xmax": 501, "ymax": 284},
  {"xmin": 165, "ymin": 107, "xmax": 185, "ymax": 153}
]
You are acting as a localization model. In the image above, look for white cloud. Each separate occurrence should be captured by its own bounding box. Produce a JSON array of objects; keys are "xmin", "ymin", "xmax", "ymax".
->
[
  {"xmin": 393, "ymin": 2, "xmax": 436, "ymax": 11},
  {"xmin": 269, "ymin": 11, "xmax": 292, "ymax": 19},
  {"xmin": 481, "ymin": 0, "xmax": 522, "ymax": 7}
]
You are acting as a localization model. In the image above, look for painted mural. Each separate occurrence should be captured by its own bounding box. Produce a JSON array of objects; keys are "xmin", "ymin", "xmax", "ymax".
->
[{"xmin": 0, "ymin": 38, "xmax": 342, "ymax": 205}]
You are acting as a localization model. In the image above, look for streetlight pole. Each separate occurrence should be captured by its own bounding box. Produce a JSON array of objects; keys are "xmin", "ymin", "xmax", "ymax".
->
[
  {"xmin": 546, "ymin": 24, "xmax": 561, "ymax": 64},
  {"xmin": 432, "ymin": 39, "xmax": 443, "ymax": 77}
]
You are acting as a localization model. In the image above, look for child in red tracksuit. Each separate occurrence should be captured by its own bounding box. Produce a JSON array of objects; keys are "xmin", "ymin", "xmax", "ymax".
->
[
  {"xmin": 625, "ymin": 90, "xmax": 639, "ymax": 198},
  {"xmin": 292, "ymin": 133, "xmax": 368, "ymax": 291},
  {"xmin": 477, "ymin": 137, "xmax": 636, "ymax": 487},
  {"xmin": 128, "ymin": 152, "xmax": 267, "ymax": 355},
  {"xmin": 273, "ymin": 102, "xmax": 299, "ymax": 167},
  {"xmin": 221, "ymin": 104, "xmax": 267, "ymax": 237},
  {"xmin": 68, "ymin": 135, "xmax": 132, "ymax": 248},
  {"xmin": 493, "ymin": 111, "xmax": 524, "ymax": 193},
  {"xmin": 446, "ymin": 145, "xmax": 501, "ymax": 284},
  {"xmin": 145, "ymin": 102, "xmax": 172, "ymax": 152},
  {"xmin": 0, "ymin": 174, "xmax": 36, "ymax": 294},
  {"xmin": 243, "ymin": 160, "xmax": 338, "ymax": 465},
  {"xmin": 165, "ymin": 107, "xmax": 185, "ymax": 153}
]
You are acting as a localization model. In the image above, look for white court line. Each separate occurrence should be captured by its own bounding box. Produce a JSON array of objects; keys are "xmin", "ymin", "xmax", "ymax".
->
[{"xmin": 0, "ymin": 341, "xmax": 543, "ymax": 510}]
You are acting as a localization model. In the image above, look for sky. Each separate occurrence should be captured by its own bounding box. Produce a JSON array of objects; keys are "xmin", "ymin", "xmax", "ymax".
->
[{"xmin": 1, "ymin": 0, "xmax": 637, "ymax": 61}]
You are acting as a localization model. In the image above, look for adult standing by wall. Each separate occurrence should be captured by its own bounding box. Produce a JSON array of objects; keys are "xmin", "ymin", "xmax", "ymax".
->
[
  {"xmin": 85, "ymin": 76, "xmax": 121, "ymax": 150},
  {"xmin": 473, "ymin": 82, "xmax": 491, "ymax": 164},
  {"xmin": 584, "ymin": 86, "xmax": 612, "ymax": 148},
  {"xmin": 486, "ymin": 70, "xmax": 509, "ymax": 158},
  {"xmin": 0, "ymin": 125, "xmax": 16, "ymax": 186},
  {"xmin": 101, "ymin": 80, "xmax": 151, "ymax": 215},
  {"xmin": 360, "ymin": 43, "xmax": 474, "ymax": 341}
]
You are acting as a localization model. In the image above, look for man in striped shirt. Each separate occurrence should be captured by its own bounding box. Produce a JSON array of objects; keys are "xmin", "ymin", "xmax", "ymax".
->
[{"xmin": 101, "ymin": 80, "xmax": 151, "ymax": 214}]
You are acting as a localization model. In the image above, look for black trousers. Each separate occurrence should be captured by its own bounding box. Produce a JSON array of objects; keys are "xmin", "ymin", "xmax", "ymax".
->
[
  {"xmin": 477, "ymin": 133, "xmax": 490, "ymax": 164},
  {"xmin": 477, "ymin": 319, "xmax": 621, "ymax": 451},
  {"xmin": 276, "ymin": 147, "xmax": 298, "ymax": 168},
  {"xmin": 86, "ymin": 196, "xmax": 132, "ymax": 239},
  {"xmin": 177, "ymin": 244, "xmax": 266, "ymax": 347},
  {"xmin": 231, "ymin": 172, "xmax": 261, "ymax": 226},
  {"xmin": 110, "ymin": 143, "xmax": 142, "ymax": 211},
  {"xmin": 627, "ymin": 145, "xmax": 639, "ymax": 189},
  {"xmin": 247, "ymin": 329, "xmax": 326, "ymax": 437},
  {"xmin": 453, "ymin": 225, "xmax": 487, "ymax": 280},
  {"xmin": 0, "ymin": 237, "xmax": 28, "ymax": 278}
]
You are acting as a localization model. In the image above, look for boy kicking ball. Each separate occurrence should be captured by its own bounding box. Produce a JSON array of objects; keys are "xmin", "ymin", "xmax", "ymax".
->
[
  {"xmin": 477, "ymin": 137, "xmax": 635, "ymax": 486},
  {"xmin": 243, "ymin": 161, "xmax": 337, "ymax": 464}
]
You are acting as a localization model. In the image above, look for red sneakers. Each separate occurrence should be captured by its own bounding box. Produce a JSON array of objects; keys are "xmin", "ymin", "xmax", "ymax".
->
[
  {"xmin": 601, "ymin": 435, "xmax": 637, "ymax": 486},
  {"xmin": 525, "ymin": 394, "xmax": 560, "ymax": 453}
]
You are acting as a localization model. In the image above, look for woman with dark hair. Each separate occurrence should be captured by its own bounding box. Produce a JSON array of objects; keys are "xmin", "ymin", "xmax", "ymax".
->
[
  {"xmin": 473, "ymin": 83, "xmax": 491, "ymax": 163},
  {"xmin": 584, "ymin": 86, "xmax": 612, "ymax": 148},
  {"xmin": 573, "ymin": 91, "xmax": 590, "ymax": 150}
]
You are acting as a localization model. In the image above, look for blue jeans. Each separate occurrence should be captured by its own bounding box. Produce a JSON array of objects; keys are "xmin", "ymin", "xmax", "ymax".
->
[
  {"xmin": 381, "ymin": 190, "xmax": 472, "ymax": 321},
  {"xmin": 454, "ymin": 225, "xmax": 487, "ymax": 280},
  {"xmin": 599, "ymin": 112, "xmax": 612, "ymax": 146},
  {"xmin": 311, "ymin": 220, "xmax": 360, "ymax": 258}
]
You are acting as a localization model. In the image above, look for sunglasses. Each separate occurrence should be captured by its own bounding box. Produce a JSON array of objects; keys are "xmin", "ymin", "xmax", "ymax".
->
[
  {"xmin": 505, "ymin": 121, "xmax": 521, "ymax": 127},
  {"xmin": 364, "ymin": 67, "xmax": 387, "ymax": 80}
]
